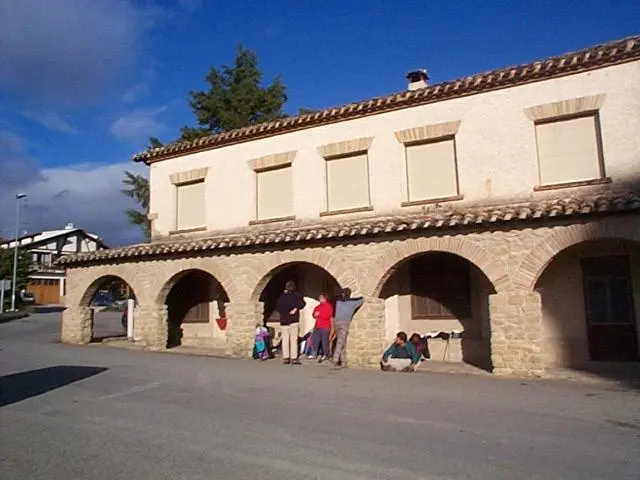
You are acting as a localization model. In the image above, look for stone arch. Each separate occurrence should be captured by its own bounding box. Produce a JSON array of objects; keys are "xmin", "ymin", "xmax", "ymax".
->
[
  {"xmin": 513, "ymin": 219, "xmax": 640, "ymax": 291},
  {"xmin": 157, "ymin": 268, "xmax": 231, "ymax": 348},
  {"xmin": 151, "ymin": 257, "xmax": 240, "ymax": 304},
  {"xmin": 248, "ymin": 249, "xmax": 357, "ymax": 302},
  {"xmin": 77, "ymin": 271, "xmax": 138, "ymax": 307},
  {"xmin": 367, "ymin": 236, "xmax": 509, "ymax": 297}
]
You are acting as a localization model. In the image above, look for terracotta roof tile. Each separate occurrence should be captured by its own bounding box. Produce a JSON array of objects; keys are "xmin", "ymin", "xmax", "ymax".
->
[
  {"xmin": 57, "ymin": 193, "xmax": 640, "ymax": 267},
  {"xmin": 133, "ymin": 37, "xmax": 640, "ymax": 165}
]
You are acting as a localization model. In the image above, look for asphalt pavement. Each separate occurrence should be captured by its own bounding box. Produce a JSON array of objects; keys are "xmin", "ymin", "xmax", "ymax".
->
[{"xmin": 1, "ymin": 312, "xmax": 639, "ymax": 480}]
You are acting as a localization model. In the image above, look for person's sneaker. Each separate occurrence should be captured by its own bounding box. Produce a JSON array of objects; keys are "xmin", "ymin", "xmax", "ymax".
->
[
  {"xmin": 283, "ymin": 358, "xmax": 291, "ymax": 365},
  {"xmin": 307, "ymin": 355, "xmax": 316, "ymax": 360},
  {"xmin": 318, "ymin": 356, "xmax": 326, "ymax": 363},
  {"xmin": 291, "ymin": 359, "xmax": 302, "ymax": 365}
]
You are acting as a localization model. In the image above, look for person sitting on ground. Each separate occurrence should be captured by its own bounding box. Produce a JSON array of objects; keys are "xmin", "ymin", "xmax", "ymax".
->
[
  {"xmin": 309, "ymin": 293, "xmax": 333, "ymax": 362},
  {"xmin": 381, "ymin": 331, "xmax": 421, "ymax": 373},
  {"xmin": 409, "ymin": 332, "xmax": 430, "ymax": 360}
]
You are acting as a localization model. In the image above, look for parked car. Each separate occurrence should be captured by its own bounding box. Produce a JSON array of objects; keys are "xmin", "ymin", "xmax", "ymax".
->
[
  {"xmin": 91, "ymin": 292, "xmax": 113, "ymax": 307},
  {"xmin": 20, "ymin": 291, "xmax": 36, "ymax": 305}
]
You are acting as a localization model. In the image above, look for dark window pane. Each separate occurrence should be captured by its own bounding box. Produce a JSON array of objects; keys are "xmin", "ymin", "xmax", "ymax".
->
[
  {"xmin": 585, "ymin": 278, "xmax": 609, "ymax": 323},
  {"xmin": 609, "ymin": 278, "xmax": 633, "ymax": 323}
]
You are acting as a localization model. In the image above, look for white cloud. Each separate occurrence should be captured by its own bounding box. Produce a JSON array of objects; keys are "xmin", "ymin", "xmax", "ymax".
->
[
  {"xmin": 0, "ymin": 0, "xmax": 161, "ymax": 105},
  {"xmin": 110, "ymin": 106, "xmax": 167, "ymax": 142},
  {"xmin": 121, "ymin": 84, "xmax": 150, "ymax": 104},
  {"xmin": 0, "ymin": 161, "xmax": 148, "ymax": 246},
  {"xmin": 21, "ymin": 111, "xmax": 78, "ymax": 134}
]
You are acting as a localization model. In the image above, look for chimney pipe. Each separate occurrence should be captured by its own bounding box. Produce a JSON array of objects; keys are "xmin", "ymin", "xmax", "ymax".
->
[{"xmin": 406, "ymin": 69, "xmax": 429, "ymax": 91}]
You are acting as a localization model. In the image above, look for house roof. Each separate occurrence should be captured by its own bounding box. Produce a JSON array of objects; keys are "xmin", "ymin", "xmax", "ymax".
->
[
  {"xmin": 1, "ymin": 227, "xmax": 108, "ymax": 250},
  {"xmin": 133, "ymin": 36, "xmax": 640, "ymax": 165},
  {"xmin": 57, "ymin": 192, "xmax": 640, "ymax": 267}
]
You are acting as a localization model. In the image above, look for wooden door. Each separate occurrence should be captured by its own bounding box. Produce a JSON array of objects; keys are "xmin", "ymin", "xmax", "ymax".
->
[
  {"xmin": 581, "ymin": 256, "xmax": 638, "ymax": 361},
  {"xmin": 27, "ymin": 279, "xmax": 60, "ymax": 305}
]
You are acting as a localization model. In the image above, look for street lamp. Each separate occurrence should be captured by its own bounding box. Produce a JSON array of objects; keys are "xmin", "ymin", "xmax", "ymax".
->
[{"xmin": 10, "ymin": 193, "xmax": 26, "ymax": 312}]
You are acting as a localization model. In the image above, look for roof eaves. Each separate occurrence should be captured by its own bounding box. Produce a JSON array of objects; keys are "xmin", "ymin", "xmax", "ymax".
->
[{"xmin": 132, "ymin": 36, "xmax": 640, "ymax": 165}]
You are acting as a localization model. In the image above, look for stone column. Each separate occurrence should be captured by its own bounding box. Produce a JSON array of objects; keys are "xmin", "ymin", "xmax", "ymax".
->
[
  {"xmin": 134, "ymin": 304, "xmax": 168, "ymax": 350},
  {"xmin": 61, "ymin": 306, "xmax": 93, "ymax": 344},
  {"xmin": 489, "ymin": 291, "xmax": 544, "ymax": 377},
  {"xmin": 226, "ymin": 301, "xmax": 262, "ymax": 357},
  {"xmin": 347, "ymin": 296, "xmax": 386, "ymax": 369}
]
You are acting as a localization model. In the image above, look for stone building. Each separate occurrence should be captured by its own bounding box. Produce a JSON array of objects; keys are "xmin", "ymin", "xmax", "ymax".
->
[{"xmin": 59, "ymin": 36, "xmax": 640, "ymax": 376}]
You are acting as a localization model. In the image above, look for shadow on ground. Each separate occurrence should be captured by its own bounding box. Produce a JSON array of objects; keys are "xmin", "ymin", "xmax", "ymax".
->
[
  {"xmin": 32, "ymin": 305, "xmax": 66, "ymax": 314},
  {"xmin": 0, "ymin": 365, "xmax": 107, "ymax": 407}
]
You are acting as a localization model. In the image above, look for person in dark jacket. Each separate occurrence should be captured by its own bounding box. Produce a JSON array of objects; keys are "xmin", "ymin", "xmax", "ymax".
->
[
  {"xmin": 331, "ymin": 288, "xmax": 364, "ymax": 369},
  {"xmin": 381, "ymin": 331, "xmax": 421, "ymax": 372},
  {"xmin": 274, "ymin": 280, "xmax": 306, "ymax": 365}
]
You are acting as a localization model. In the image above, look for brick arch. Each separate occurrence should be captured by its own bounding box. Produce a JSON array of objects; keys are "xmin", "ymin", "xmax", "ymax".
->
[
  {"xmin": 153, "ymin": 259, "xmax": 239, "ymax": 304},
  {"xmin": 514, "ymin": 219, "xmax": 640, "ymax": 291},
  {"xmin": 248, "ymin": 249, "xmax": 358, "ymax": 302},
  {"xmin": 366, "ymin": 236, "xmax": 509, "ymax": 297}
]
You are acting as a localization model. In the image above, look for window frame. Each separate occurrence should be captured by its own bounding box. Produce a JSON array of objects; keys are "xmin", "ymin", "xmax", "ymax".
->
[
  {"xmin": 403, "ymin": 135, "xmax": 461, "ymax": 205},
  {"xmin": 323, "ymin": 151, "xmax": 372, "ymax": 215},
  {"xmin": 533, "ymin": 111, "xmax": 608, "ymax": 190},
  {"xmin": 254, "ymin": 164, "xmax": 294, "ymax": 222},
  {"xmin": 409, "ymin": 255, "xmax": 472, "ymax": 320},
  {"xmin": 174, "ymin": 179, "xmax": 206, "ymax": 232}
]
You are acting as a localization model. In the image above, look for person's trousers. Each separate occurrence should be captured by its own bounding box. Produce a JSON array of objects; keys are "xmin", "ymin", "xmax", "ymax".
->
[
  {"xmin": 381, "ymin": 358, "xmax": 414, "ymax": 372},
  {"xmin": 281, "ymin": 323, "xmax": 299, "ymax": 360},
  {"xmin": 332, "ymin": 322, "xmax": 350, "ymax": 365},
  {"xmin": 312, "ymin": 328, "xmax": 330, "ymax": 357}
]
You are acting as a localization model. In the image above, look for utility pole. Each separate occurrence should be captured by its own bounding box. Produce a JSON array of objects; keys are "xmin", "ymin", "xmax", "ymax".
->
[{"xmin": 11, "ymin": 193, "xmax": 26, "ymax": 311}]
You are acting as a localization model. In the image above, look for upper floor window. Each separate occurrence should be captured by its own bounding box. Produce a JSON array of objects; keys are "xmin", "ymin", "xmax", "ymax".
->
[
  {"xmin": 169, "ymin": 167, "xmax": 209, "ymax": 232},
  {"xmin": 405, "ymin": 138, "xmax": 459, "ymax": 202},
  {"xmin": 176, "ymin": 180, "xmax": 205, "ymax": 231},
  {"xmin": 395, "ymin": 120, "xmax": 462, "ymax": 205},
  {"xmin": 256, "ymin": 166, "xmax": 293, "ymax": 221},
  {"xmin": 318, "ymin": 137, "xmax": 373, "ymax": 215},
  {"xmin": 326, "ymin": 153, "xmax": 371, "ymax": 212},
  {"xmin": 535, "ymin": 114, "xmax": 605, "ymax": 187},
  {"xmin": 524, "ymin": 94, "xmax": 608, "ymax": 190},
  {"xmin": 249, "ymin": 151, "xmax": 296, "ymax": 223}
]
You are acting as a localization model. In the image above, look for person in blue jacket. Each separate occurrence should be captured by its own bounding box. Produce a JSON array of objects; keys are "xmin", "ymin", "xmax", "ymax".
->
[
  {"xmin": 331, "ymin": 288, "xmax": 364, "ymax": 369},
  {"xmin": 381, "ymin": 331, "xmax": 421, "ymax": 372}
]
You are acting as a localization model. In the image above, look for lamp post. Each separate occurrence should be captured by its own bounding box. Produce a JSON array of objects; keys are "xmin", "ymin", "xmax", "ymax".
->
[{"xmin": 11, "ymin": 193, "xmax": 26, "ymax": 312}]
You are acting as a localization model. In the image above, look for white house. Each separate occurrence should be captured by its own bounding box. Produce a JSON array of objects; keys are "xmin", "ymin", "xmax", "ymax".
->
[{"xmin": 1, "ymin": 223, "xmax": 108, "ymax": 305}]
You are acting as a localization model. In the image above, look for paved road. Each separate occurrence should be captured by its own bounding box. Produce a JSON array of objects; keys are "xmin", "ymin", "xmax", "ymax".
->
[{"xmin": 1, "ymin": 312, "xmax": 639, "ymax": 480}]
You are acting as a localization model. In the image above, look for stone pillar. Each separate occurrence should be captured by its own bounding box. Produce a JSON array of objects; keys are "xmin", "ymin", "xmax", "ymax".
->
[
  {"xmin": 226, "ymin": 301, "xmax": 262, "ymax": 357},
  {"xmin": 347, "ymin": 296, "xmax": 386, "ymax": 369},
  {"xmin": 134, "ymin": 304, "xmax": 168, "ymax": 350},
  {"xmin": 489, "ymin": 291, "xmax": 544, "ymax": 377},
  {"xmin": 61, "ymin": 306, "xmax": 93, "ymax": 344}
]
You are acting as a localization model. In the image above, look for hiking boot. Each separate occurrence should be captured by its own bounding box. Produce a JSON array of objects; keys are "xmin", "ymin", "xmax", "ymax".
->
[
  {"xmin": 283, "ymin": 358, "xmax": 291, "ymax": 365},
  {"xmin": 291, "ymin": 358, "xmax": 302, "ymax": 365}
]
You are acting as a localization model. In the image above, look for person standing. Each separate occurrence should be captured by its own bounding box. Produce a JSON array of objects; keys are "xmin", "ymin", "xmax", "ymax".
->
[
  {"xmin": 275, "ymin": 280, "xmax": 306, "ymax": 365},
  {"xmin": 310, "ymin": 293, "xmax": 333, "ymax": 362},
  {"xmin": 331, "ymin": 288, "xmax": 364, "ymax": 369}
]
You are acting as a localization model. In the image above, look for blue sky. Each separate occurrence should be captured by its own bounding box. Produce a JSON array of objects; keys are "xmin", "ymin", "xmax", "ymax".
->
[{"xmin": 0, "ymin": 0, "xmax": 638, "ymax": 246}]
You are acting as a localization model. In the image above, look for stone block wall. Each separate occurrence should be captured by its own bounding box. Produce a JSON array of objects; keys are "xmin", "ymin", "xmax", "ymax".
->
[{"xmin": 60, "ymin": 214, "xmax": 640, "ymax": 376}]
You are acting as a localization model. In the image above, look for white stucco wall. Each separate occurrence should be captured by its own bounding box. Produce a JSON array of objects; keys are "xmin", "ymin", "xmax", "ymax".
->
[{"xmin": 149, "ymin": 61, "xmax": 640, "ymax": 236}]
